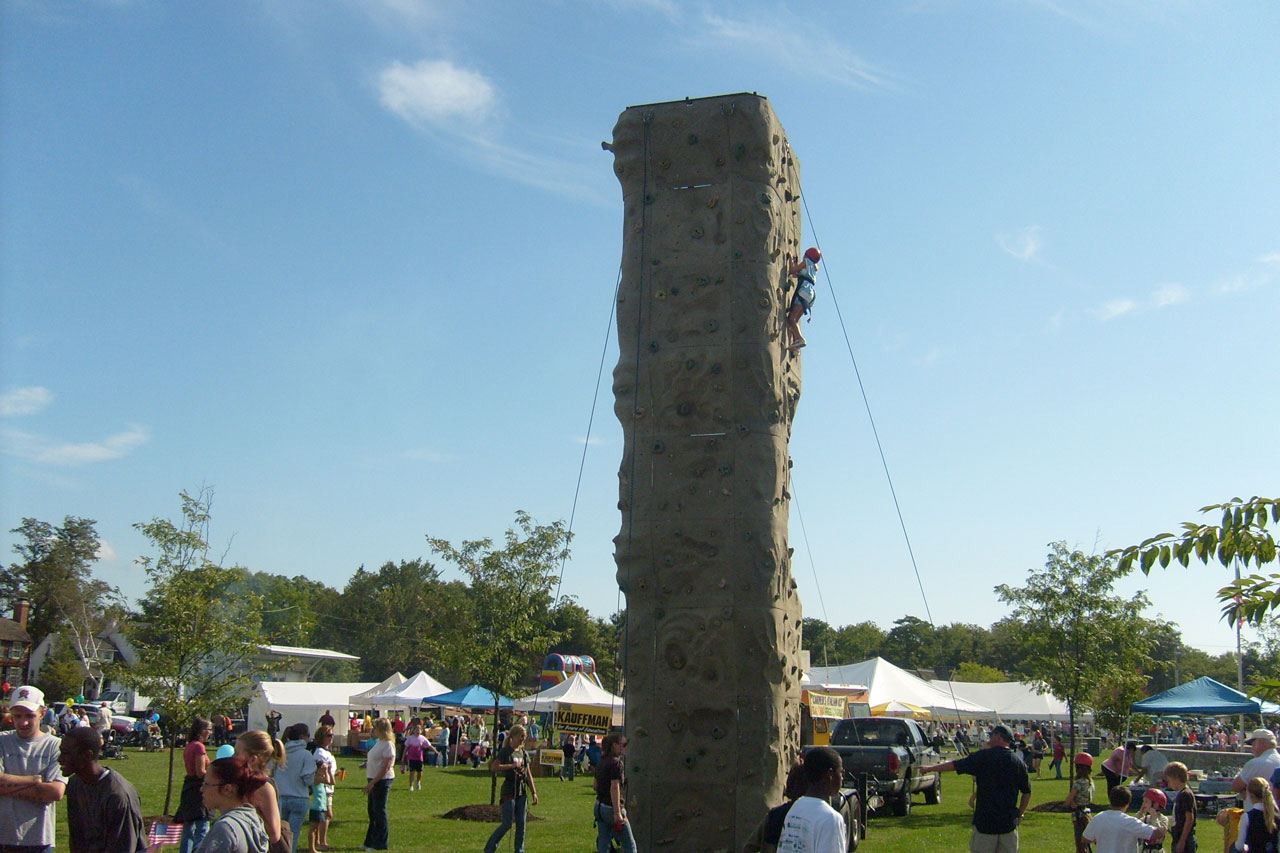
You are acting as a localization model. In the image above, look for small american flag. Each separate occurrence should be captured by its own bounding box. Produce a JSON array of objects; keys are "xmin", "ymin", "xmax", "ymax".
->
[{"xmin": 147, "ymin": 821, "xmax": 184, "ymax": 852}]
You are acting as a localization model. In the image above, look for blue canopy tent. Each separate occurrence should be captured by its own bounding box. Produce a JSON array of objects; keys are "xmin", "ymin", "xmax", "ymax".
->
[
  {"xmin": 420, "ymin": 684, "xmax": 514, "ymax": 710},
  {"xmin": 1130, "ymin": 676, "xmax": 1275, "ymax": 715}
]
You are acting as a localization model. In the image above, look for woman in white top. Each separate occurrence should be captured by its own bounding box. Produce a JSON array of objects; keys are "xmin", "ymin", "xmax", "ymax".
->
[{"xmin": 362, "ymin": 718, "xmax": 396, "ymax": 851}]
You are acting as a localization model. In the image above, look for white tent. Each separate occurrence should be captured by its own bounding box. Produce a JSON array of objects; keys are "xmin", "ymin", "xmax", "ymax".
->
[
  {"xmin": 513, "ymin": 672, "xmax": 625, "ymax": 726},
  {"xmin": 805, "ymin": 658, "xmax": 994, "ymax": 719},
  {"xmin": 348, "ymin": 673, "xmax": 407, "ymax": 707},
  {"xmin": 366, "ymin": 671, "xmax": 451, "ymax": 709},
  {"xmin": 927, "ymin": 679, "xmax": 1090, "ymax": 722},
  {"xmin": 248, "ymin": 681, "xmax": 375, "ymax": 737}
]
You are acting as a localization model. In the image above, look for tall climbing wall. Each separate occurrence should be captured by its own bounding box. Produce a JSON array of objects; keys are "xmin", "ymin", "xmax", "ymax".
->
[{"xmin": 609, "ymin": 93, "xmax": 805, "ymax": 851}]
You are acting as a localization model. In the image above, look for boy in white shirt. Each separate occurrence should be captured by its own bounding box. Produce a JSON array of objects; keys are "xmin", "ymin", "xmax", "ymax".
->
[
  {"xmin": 777, "ymin": 747, "xmax": 846, "ymax": 853},
  {"xmin": 1083, "ymin": 786, "xmax": 1165, "ymax": 853}
]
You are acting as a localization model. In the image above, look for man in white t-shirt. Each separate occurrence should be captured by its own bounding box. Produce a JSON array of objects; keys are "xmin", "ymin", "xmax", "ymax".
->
[
  {"xmin": 1233, "ymin": 728, "xmax": 1280, "ymax": 851},
  {"xmin": 0, "ymin": 685, "xmax": 67, "ymax": 851},
  {"xmin": 777, "ymin": 747, "xmax": 846, "ymax": 853},
  {"xmin": 1136, "ymin": 744, "xmax": 1169, "ymax": 786}
]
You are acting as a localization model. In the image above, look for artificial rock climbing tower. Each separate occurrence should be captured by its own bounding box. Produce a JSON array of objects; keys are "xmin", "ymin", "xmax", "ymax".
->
[{"xmin": 610, "ymin": 93, "xmax": 805, "ymax": 850}]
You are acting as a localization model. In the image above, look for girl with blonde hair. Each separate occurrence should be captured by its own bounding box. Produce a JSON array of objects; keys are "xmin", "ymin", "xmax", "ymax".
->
[
  {"xmin": 235, "ymin": 730, "xmax": 287, "ymax": 853},
  {"xmin": 362, "ymin": 717, "xmax": 396, "ymax": 850},
  {"xmin": 1242, "ymin": 777, "xmax": 1278, "ymax": 852}
]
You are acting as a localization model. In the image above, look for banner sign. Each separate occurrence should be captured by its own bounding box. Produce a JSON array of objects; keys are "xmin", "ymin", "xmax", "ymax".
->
[
  {"xmin": 554, "ymin": 703, "xmax": 611, "ymax": 735},
  {"xmin": 807, "ymin": 692, "xmax": 849, "ymax": 720},
  {"xmin": 539, "ymin": 748, "xmax": 564, "ymax": 767}
]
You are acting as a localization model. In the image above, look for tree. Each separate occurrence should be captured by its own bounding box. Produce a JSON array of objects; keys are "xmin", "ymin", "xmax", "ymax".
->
[
  {"xmin": 952, "ymin": 661, "xmax": 1007, "ymax": 683},
  {"xmin": 117, "ymin": 489, "xmax": 264, "ymax": 813},
  {"xmin": 426, "ymin": 511, "xmax": 569, "ymax": 803},
  {"xmin": 327, "ymin": 559, "xmax": 476, "ymax": 685},
  {"xmin": 881, "ymin": 616, "xmax": 936, "ymax": 671},
  {"xmin": 832, "ymin": 621, "xmax": 886, "ymax": 664},
  {"xmin": 1111, "ymin": 496, "xmax": 1279, "ymax": 624},
  {"xmin": 2, "ymin": 516, "xmax": 125, "ymax": 696},
  {"xmin": 996, "ymin": 542, "xmax": 1152, "ymax": 769}
]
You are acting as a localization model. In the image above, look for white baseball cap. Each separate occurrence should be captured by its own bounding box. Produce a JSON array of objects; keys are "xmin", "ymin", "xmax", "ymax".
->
[
  {"xmin": 9, "ymin": 685, "xmax": 46, "ymax": 712},
  {"xmin": 1245, "ymin": 728, "xmax": 1277, "ymax": 745}
]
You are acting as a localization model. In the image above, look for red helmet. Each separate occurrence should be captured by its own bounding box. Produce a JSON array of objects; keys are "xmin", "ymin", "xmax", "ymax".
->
[
  {"xmin": 1073, "ymin": 752, "xmax": 1094, "ymax": 767},
  {"xmin": 803, "ymin": 247, "xmax": 822, "ymax": 263},
  {"xmin": 1143, "ymin": 789, "xmax": 1167, "ymax": 808}
]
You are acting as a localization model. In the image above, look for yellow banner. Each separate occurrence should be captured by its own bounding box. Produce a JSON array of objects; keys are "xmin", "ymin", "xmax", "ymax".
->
[
  {"xmin": 539, "ymin": 748, "xmax": 564, "ymax": 767},
  {"xmin": 807, "ymin": 692, "xmax": 849, "ymax": 720},
  {"xmin": 554, "ymin": 703, "xmax": 611, "ymax": 736}
]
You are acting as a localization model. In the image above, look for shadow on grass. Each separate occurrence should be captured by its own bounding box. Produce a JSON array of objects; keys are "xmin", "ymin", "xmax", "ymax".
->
[{"xmin": 868, "ymin": 806, "xmax": 975, "ymax": 830}]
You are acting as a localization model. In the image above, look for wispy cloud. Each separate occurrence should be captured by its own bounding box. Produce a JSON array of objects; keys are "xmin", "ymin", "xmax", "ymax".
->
[
  {"xmin": 97, "ymin": 540, "xmax": 118, "ymax": 562},
  {"xmin": 375, "ymin": 57, "xmax": 609, "ymax": 205},
  {"xmin": 1152, "ymin": 283, "xmax": 1189, "ymax": 307},
  {"xmin": 117, "ymin": 173, "xmax": 234, "ymax": 255},
  {"xmin": 378, "ymin": 59, "xmax": 496, "ymax": 127},
  {"xmin": 575, "ymin": 435, "xmax": 608, "ymax": 447},
  {"xmin": 1098, "ymin": 298, "xmax": 1137, "ymax": 321},
  {"xmin": 0, "ymin": 386, "xmax": 54, "ymax": 417},
  {"xmin": 401, "ymin": 446, "xmax": 450, "ymax": 463},
  {"xmin": 998, "ymin": 226, "xmax": 1043, "ymax": 261},
  {"xmin": 701, "ymin": 13, "xmax": 895, "ymax": 90},
  {"xmin": 1, "ymin": 424, "xmax": 151, "ymax": 466},
  {"xmin": 1213, "ymin": 251, "xmax": 1280, "ymax": 294}
]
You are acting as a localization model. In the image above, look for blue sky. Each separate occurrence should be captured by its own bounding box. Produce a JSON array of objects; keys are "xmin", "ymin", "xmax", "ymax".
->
[{"xmin": 3, "ymin": 0, "xmax": 1278, "ymax": 662}]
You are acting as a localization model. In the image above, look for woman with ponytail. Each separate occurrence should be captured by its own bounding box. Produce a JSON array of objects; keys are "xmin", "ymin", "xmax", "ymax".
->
[{"xmin": 195, "ymin": 756, "xmax": 270, "ymax": 853}]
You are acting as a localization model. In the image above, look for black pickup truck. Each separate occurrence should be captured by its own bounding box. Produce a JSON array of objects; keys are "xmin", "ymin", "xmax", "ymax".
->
[{"xmin": 825, "ymin": 716, "xmax": 942, "ymax": 816}]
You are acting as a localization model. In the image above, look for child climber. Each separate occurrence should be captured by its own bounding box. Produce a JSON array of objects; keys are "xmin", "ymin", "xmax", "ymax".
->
[
  {"xmin": 786, "ymin": 247, "xmax": 820, "ymax": 349},
  {"xmin": 1064, "ymin": 752, "xmax": 1095, "ymax": 853}
]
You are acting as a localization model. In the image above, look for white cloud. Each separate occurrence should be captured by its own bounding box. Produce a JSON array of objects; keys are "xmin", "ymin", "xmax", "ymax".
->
[
  {"xmin": 97, "ymin": 540, "xmax": 118, "ymax": 562},
  {"xmin": 1258, "ymin": 252, "xmax": 1280, "ymax": 266},
  {"xmin": 1151, "ymin": 283, "xmax": 1189, "ymax": 308},
  {"xmin": 1098, "ymin": 298, "xmax": 1137, "ymax": 321},
  {"xmin": 997, "ymin": 226, "xmax": 1043, "ymax": 261},
  {"xmin": 0, "ymin": 386, "xmax": 54, "ymax": 417},
  {"xmin": 1, "ymin": 424, "xmax": 150, "ymax": 466},
  {"xmin": 701, "ymin": 13, "xmax": 894, "ymax": 90},
  {"xmin": 378, "ymin": 59, "xmax": 496, "ymax": 127},
  {"xmin": 575, "ymin": 435, "xmax": 608, "ymax": 446}
]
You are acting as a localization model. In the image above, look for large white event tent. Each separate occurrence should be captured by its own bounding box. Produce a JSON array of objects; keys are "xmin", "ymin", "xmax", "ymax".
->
[
  {"xmin": 248, "ymin": 681, "xmax": 375, "ymax": 736},
  {"xmin": 348, "ymin": 672, "xmax": 408, "ymax": 707},
  {"xmin": 805, "ymin": 658, "xmax": 994, "ymax": 719},
  {"xmin": 365, "ymin": 671, "xmax": 451, "ymax": 710},
  {"xmin": 928, "ymin": 679, "xmax": 1089, "ymax": 722},
  {"xmin": 513, "ymin": 672, "xmax": 625, "ymax": 726}
]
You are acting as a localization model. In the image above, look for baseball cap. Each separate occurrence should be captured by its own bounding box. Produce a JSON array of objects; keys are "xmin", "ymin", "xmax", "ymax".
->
[
  {"xmin": 9, "ymin": 685, "xmax": 46, "ymax": 712},
  {"xmin": 989, "ymin": 724, "xmax": 1014, "ymax": 743},
  {"xmin": 1245, "ymin": 728, "xmax": 1277, "ymax": 744}
]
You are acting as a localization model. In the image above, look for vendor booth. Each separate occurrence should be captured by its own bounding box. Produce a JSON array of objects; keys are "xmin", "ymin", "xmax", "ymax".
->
[
  {"xmin": 248, "ymin": 680, "xmax": 375, "ymax": 736},
  {"xmin": 364, "ymin": 670, "xmax": 451, "ymax": 710}
]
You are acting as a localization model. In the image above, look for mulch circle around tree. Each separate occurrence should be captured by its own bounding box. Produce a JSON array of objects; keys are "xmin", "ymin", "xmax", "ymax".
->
[
  {"xmin": 442, "ymin": 804, "xmax": 542, "ymax": 822},
  {"xmin": 1031, "ymin": 800, "xmax": 1106, "ymax": 813}
]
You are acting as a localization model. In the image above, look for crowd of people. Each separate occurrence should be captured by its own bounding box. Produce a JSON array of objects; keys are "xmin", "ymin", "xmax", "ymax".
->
[{"xmin": 0, "ymin": 683, "xmax": 634, "ymax": 853}]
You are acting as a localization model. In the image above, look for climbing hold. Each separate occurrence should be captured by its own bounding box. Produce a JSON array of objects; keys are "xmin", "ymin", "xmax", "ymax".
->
[
  {"xmin": 690, "ymin": 226, "xmax": 704, "ymax": 239},
  {"xmin": 652, "ymin": 440, "xmax": 665, "ymax": 454},
  {"xmin": 759, "ymin": 192, "xmax": 771, "ymax": 205},
  {"xmin": 644, "ymin": 193, "xmax": 655, "ymax": 205},
  {"xmin": 659, "ymin": 159, "xmax": 671, "ymax": 170},
  {"xmin": 735, "ymin": 143, "xmax": 746, "ymax": 159},
  {"xmin": 684, "ymin": 359, "xmax": 697, "ymax": 370},
  {"xmin": 655, "ymin": 290, "xmax": 667, "ymax": 300},
  {"xmin": 687, "ymin": 133, "xmax": 698, "ymax": 145},
  {"xmin": 676, "ymin": 402, "xmax": 693, "ymax": 416},
  {"xmin": 703, "ymin": 319, "xmax": 718, "ymax": 332},
  {"xmin": 707, "ymin": 197, "xmax": 719, "ymax": 209},
  {"xmin": 648, "ymin": 340, "xmax": 659, "ymax": 352}
]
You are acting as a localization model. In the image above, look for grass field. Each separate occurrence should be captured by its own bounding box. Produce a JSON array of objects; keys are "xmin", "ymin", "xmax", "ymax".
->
[{"xmin": 51, "ymin": 749, "xmax": 1156, "ymax": 851}]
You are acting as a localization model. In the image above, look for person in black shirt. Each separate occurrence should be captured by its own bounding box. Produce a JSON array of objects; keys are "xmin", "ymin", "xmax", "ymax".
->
[
  {"xmin": 593, "ymin": 733, "xmax": 635, "ymax": 853},
  {"xmin": 58, "ymin": 727, "xmax": 146, "ymax": 852},
  {"xmin": 920, "ymin": 723, "xmax": 1031, "ymax": 852},
  {"xmin": 483, "ymin": 724, "xmax": 538, "ymax": 853}
]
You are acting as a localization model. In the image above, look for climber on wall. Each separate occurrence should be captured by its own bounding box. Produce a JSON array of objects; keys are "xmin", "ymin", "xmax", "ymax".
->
[{"xmin": 786, "ymin": 247, "xmax": 820, "ymax": 350}]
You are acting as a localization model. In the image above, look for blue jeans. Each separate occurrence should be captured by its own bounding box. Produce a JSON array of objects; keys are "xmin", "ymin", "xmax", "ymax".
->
[
  {"xmin": 484, "ymin": 795, "xmax": 527, "ymax": 853},
  {"xmin": 279, "ymin": 794, "xmax": 308, "ymax": 850},
  {"xmin": 595, "ymin": 802, "xmax": 636, "ymax": 853},
  {"xmin": 364, "ymin": 779, "xmax": 392, "ymax": 850},
  {"xmin": 179, "ymin": 820, "xmax": 210, "ymax": 853}
]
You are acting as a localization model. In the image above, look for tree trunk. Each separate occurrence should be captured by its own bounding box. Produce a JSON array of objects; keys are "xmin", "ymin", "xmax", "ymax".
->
[
  {"xmin": 164, "ymin": 736, "xmax": 177, "ymax": 815},
  {"xmin": 1067, "ymin": 703, "xmax": 1077, "ymax": 792},
  {"xmin": 490, "ymin": 701, "xmax": 500, "ymax": 805}
]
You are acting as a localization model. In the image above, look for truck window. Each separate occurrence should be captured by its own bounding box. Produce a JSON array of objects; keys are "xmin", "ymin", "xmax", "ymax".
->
[{"xmin": 830, "ymin": 718, "xmax": 906, "ymax": 746}]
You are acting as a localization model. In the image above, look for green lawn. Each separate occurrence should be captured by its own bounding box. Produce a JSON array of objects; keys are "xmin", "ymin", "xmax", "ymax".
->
[{"xmin": 53, "ymin": 750, "xmax": 1152, "ymax": 851}]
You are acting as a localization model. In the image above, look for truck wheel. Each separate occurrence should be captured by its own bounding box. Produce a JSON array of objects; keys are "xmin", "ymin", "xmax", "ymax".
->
[
  {"xmin": 839, "ymin": 795, "xmax": 861, "ymax": 851},
  {"xmin": 924, "ymin": 776, "xmax": 941, "ymax": 805},
  {"xmin": 891, "ymin": 793, "xmax": 911, "ymax": 817}
]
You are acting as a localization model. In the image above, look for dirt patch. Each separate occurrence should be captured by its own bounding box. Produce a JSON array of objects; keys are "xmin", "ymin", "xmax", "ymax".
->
[
  {"xmin": 1032, "ymin": 801, "xmax": 1105, "ymax": 813},
  {"xmin": 441, "ymin": 804, "xmax": 542, "ymax": 823}
]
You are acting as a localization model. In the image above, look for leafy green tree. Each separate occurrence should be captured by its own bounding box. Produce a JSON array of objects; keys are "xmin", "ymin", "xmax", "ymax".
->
[
  {"xmin": 427, "ymin": 511, "xmax": 569, "ymax": 803},
  {"xmin": 881, "ymin": 615, "xmax": 937, "ymax": 670},
  {"xmin": 1111, "ymin": 496, "xmax": 1278, "ymax": 624},
  {"xmin": 2, "ymin": 516, "xmax": 126, "ymax": 696},
  {"xmin": 832, "ymin": 621, "xmax": 885, "ymax": 664},
  {"xmin": 951, "ymin": 661, "xmax": 1007, "ymax": 683},
  {"xmin": 802, "ymin": 618, "xmax": 839, "ymax": 666},
  {"xmin": 117, "ymin": 489, "xmax": 264, "ymax": 813},
  {"xmin": 996, "ymin": 542, "xmax": 1152, "ymax": 768},
  {"xmin": 327, "ymin": 559, "xmax": 475, "ymax": 684}
]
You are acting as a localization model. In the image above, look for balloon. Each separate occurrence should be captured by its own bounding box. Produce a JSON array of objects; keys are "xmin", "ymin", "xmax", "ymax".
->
[
  {"xmin": 216, "ymin": 744, "xmax": 235, "ymax": 759},
  {"xmin": 150, "ymin": 713, "xmax": 160, "ymax": 722}
]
